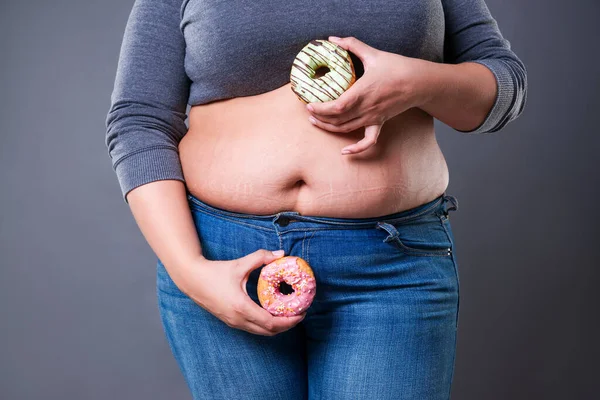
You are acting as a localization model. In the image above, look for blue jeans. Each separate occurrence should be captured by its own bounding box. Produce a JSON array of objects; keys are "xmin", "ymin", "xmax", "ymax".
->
[{"xmin": 157, "ymin": 191, "xmax": 460, "ymax": 400}]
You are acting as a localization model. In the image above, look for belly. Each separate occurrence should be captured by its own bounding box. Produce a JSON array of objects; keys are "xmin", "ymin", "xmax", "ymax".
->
[{"xmin": 179, "ymin": 82, "xmax": 449, "ymax": 218}]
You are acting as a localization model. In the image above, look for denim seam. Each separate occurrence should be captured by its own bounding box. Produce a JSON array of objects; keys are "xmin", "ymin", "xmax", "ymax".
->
[
  {"xmin": 306, "ymin": 230, "xmax": 316, "ymax": 265},
  {"xmin": 188, "ymin": 206, "xmax": 275, "ymax": 232},
  {"xmin": 391, "ymin": 236, "xmax": 452, "ymax": 258},
  {"xmin": 276, "ymin": 229, "xmax": 283, "ymax": 250},
  {"xmin": 187, "ymin": 195, "xmax": 275, "ymax": 220},
  {"xmin": 187, "ymin": 193, "xmax": 445, "ymax": 227},
  {"xmin": 277, "ymin": 226, "xmax": 373, "ymax": 233},
  {"xmin": 439, "ymin": 215, "xmax": 460, "ymax": 328},
  {"xmin": 301, "ymin": 231, "xmax": 307, "ymax": 261},
  {"xmin": 157, "ymin": 292, "xmax": 192, "ymax": 387},
  {"xmin": 257, "ymin": 220, "xmax": 455, "ymax": 234},
  {"xmin": 290, "ymin": 196, "xmax": 445, "ymax": 227},
  {"xmin": 440, "ymin": 215, "xmax": 459, "ymax": 400}
]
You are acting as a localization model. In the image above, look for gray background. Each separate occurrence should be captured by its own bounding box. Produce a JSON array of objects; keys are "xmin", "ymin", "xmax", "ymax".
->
[{"xmin": 1, "ymin": 0, "xmax": 598, "ymax": 399}]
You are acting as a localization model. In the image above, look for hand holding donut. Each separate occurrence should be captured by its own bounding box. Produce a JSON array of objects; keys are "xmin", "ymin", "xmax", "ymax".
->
[
  {"xmin": 304, "ymin": 36, "xmax": 427, "ymax": 155},
  {"xmin": 174, "ymin": 250, "xmax": 306, "ymax": 336}
]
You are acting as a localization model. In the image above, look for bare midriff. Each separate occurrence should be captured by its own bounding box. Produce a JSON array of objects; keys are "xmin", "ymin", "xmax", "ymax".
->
[{"xmin": 178, "ymin": 82, "xmax": 449, "ymax": 218}]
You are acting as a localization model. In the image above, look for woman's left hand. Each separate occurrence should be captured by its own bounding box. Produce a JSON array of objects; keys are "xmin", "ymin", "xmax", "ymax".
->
[{"xmin": 306, "ymin": 36, "xmax": 426, "ymax": 155}]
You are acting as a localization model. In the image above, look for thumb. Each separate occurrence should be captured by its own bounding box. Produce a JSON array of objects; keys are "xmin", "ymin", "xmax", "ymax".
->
[
  {"xmin": 236, "ymin": 249, "xmax": 285, "ymax": 294},
  {"xmin": 240, "ymin": 249, "xmax": 285, "ymax": 275},
  {"xmin": 328, "ymin": 36, "xmax": 376, "ymax": 63}
]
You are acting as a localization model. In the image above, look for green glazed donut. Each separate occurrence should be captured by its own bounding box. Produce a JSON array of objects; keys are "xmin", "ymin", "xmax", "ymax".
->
[{"xmin": 290, "ymin": 39, "xmax": 356, "ymax": 103}]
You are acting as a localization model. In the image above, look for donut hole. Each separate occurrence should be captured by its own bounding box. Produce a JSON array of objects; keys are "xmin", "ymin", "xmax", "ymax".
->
[
  {"xmin": 278, "ymin": 281, "xmax": 295, "ymax": 295},
  {"xmin": 313, "ymin": 66, "xmax": 330, "ymax": 79}
]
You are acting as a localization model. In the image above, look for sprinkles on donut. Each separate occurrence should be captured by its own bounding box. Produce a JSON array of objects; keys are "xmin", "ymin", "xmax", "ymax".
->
[{"xmin": 257, "ymin": 255, "xmax": 317, "ymax": 317}]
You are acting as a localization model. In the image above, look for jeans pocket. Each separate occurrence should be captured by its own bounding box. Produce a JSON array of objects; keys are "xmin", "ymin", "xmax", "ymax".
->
[
  {"xmin": 375, "ymin": 194, "xmax": 459, "ymax": 257},
  {"xmin": 375, "ymin": 216, "xmax": 453, "ymax": 257}
]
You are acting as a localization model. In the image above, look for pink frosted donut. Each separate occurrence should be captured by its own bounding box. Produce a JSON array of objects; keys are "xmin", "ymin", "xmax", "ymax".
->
[{"xmin": 257, "ymin": 256, "xmax": 317, "ymax": 317}]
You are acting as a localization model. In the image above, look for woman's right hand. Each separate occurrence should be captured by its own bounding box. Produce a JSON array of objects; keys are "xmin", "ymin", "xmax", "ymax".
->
[{"xmin": 171, "ymin": 249, "xmax": 307, "ymax": 336}]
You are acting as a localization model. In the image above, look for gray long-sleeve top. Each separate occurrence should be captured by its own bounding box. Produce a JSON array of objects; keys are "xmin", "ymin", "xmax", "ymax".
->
[{"xmin": 106, "ymin": 0, "xmax": 528, "ymax": 203}]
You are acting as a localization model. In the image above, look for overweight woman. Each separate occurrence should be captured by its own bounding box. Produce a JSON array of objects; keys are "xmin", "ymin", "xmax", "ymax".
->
[{"xmin": 105, "ymin": 0, "xmax": 527, "ymax": 399}]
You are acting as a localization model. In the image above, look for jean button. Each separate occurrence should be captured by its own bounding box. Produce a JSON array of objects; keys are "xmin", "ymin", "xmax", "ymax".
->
[{"xmin": 277, "ymin": 216, "xmax": 290, "ymax": 226}]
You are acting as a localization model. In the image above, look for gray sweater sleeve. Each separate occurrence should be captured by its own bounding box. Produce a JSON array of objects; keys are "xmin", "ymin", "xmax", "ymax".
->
[
  {"xmin": 442, "ymin": 0, "xmax": 528, "ymax": 134},
  {"xmin": 105, "ymin": 0, "xmax": 527, "ymax": 202},
  {"xmin": 105, "ymin": 0, "xmax": 189, "ymax": 203}
]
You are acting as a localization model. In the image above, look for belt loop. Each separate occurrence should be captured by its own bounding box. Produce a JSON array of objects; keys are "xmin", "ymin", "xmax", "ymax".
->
[
  {"xmin": 375, "ymin": 221, "xmax": 400, "ymax": 243},
  {"xmin": 441, "ymin": 194, "xmax": 459, "ymax": 215}
]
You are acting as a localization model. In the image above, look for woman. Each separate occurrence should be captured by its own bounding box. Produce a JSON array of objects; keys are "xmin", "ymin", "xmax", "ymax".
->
[{"xmin": 105, "ymin": 0, "xmax": 526, "ymax": 399}]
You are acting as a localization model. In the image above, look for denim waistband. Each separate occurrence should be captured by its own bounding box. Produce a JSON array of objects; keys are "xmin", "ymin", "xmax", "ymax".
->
[{"xmin": 186, "ymin": 190, "xmax": 458, "ymax": 228}]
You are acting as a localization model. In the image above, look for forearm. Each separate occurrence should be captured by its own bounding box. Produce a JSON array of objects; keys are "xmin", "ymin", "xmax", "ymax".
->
[
  {"xmin": 126, "ymin": 180, "xmax": 204, "ymax": 284},
  {"xmin": 414, "ymin": 60, "xmax": 498, "ymax": 132}
]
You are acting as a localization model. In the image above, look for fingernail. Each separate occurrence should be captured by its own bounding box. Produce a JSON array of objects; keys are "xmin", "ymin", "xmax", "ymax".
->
[
  {"xmin": 329, "ymin": 36, "xmax": 340, "ymax": 41},
  {"xmin": 308, "ymin": 116, "xmax": 317, "ymax": 124},
  {"xmin": 306, "ymin": 104, "xmax": 314, "ymax": 112},
  {"xmin": 341, "ymin": 149, "xmax": 351, "ymax": 154},
  {"xmin": 272, "ymin": 250, "xmax": 285, "ymax": 257}
]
